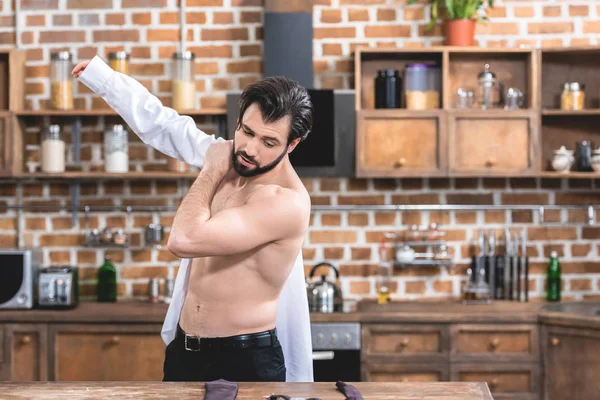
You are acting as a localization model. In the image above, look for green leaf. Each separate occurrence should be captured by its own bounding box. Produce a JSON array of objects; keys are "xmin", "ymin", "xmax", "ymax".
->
[{"xmin": 445, "ymin": 0, "xmax": 455, "ymax": 19}]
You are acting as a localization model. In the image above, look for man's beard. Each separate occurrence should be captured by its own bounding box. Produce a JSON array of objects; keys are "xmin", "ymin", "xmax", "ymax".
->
[{"xmin": 231, "ymin": 145, "xmax": 288, "ymax": 178}]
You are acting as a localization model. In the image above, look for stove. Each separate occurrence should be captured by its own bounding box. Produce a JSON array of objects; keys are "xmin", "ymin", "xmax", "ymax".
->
[{"xmin": 311, "ymin": 322, "xmax": 361, "ymax": 382}]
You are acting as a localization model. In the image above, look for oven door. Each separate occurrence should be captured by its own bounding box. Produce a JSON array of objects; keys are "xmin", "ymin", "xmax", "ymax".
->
[
  {"xmin": 311, "ymin": 322, "xmax": 361, "ymax": 382},
  {"xmin": 313, "ymin": 349, "xmax": 361, "ymax": 382}
]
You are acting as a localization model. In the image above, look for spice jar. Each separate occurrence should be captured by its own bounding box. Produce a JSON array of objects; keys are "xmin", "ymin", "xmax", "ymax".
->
[
  {"xmin": 104, "ymin": 124, "xmax": 129, "ymax": 173},
  {"xmin": 561, "ymin": 82, "xmax": 585, "ymax": 110},
  {"xmin": 171, "ymin": 51, "xmax": 196, "ymax": 110},
  {"xmin": 108, "ymin": 51, "xmax": 130, "ymax": 75},
  {"xmin": 50, "ymin": 51, "xmax": 73, "ymax": 110},
  {"xmin": 41, "ymin": 124, "xmax": 65, "ymax": 173},
  {"xmin": 404, "ymin": 63, "xmax": 440, "ymax": 110}
]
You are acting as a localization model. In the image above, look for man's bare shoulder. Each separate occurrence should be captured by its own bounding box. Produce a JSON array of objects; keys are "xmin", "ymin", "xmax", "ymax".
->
[{"xmin": 246, "ymin": 184, "xmax": 310, "ymax": 230}]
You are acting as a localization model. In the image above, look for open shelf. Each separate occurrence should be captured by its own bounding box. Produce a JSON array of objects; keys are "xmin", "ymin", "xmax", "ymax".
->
[
  {"xmin": 540, "ymin": 172, "xmax": 600, "ymax": 178},
  {"xmin": 14, "ymin": 108, "xmax": 227, "ymax": 117},
  {"xmin": 15, "ymin": 171, "xmax": 199, "ymax": 180},
  {"xmin": 542, "ymin": 109, "xmax": 600, "ymax": 116}
]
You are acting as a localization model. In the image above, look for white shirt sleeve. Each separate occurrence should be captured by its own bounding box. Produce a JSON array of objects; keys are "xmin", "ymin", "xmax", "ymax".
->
[{"xmin": 78, "ymin": 55, "xmax": 223, "ymax": 168}]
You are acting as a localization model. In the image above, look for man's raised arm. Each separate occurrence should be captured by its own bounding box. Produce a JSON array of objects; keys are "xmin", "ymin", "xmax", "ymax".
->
[{"xmin": 76, "ymin": 55, "xmax": 223, "ymax": 168}]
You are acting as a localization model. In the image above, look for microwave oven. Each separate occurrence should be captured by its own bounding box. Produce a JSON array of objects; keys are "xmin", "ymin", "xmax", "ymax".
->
[{"xmin": 0, "ymin": 249, "xmax": 42, "ymax": 309}]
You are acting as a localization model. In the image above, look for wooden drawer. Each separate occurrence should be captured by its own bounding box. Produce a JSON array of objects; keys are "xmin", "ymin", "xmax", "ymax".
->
[
  {"xmin": 451, "ymin": 363, "xmax": 540, "ymax": 399},
  {"xmin": 356, "ymin": 109, "xmax": 447, "ymax": 177},
  {"xmin": 448, "ymin": 110, "xmax": 539, "ymax": 176},
  {"xmin": 362, "ymin": 324, "xmax": 449, "ymax": 363},
  {"xmin": 451, "ymin": 324, "xmax": 538, "ymax": 362},
  {"xmin": 6, "ymin": 324, "xmax": 48, "ymax": 382},
  {"xmin": 362, "ymin": 362, "xmax": 449, "ymax": 382},
  {"xmin": 50, "ymin": 324, "xmax": 165, "ymax": 381}
]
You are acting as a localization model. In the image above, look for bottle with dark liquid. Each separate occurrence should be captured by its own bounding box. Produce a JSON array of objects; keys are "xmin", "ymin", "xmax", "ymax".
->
[{"xmin": 97, "ymin": 257, "xmax": 117, "ymax": 302}]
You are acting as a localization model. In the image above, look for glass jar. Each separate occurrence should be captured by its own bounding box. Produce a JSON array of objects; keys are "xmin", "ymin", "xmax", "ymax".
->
[
  {"xmin": 374, "ymin": 69, "xmax": 402, "ymax": 109},
  {"xmin": 50, "ymin": 51, "xmax": 73, "ymax": 110},
  {"xmin": 404, "ymin": 63, "xmax": 440, "ymax": 110},
  {"xmin": 561, "ymin": 82, "xmax": 585, "ymax": 111},
  {"xmin": 108, "ymin": 51, "xmax": 130, "ymax": 75},
  {"xmin": 41, "ymin": 124, "xmax": 65, "ymax": 173},
  {"xmin": 104, "ymin": 124, "xmax": 129, "ymax": 173},
  {"xmin": 171, "ymin": 51, "xmax": 196, "ymax": 110}
]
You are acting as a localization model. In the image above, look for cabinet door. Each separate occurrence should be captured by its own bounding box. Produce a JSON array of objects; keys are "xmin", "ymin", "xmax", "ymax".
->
[
  {"xmin": 448, "ymin": 110, "xmax": 539, "ymax": 176},
  {"xmin": 356, "ymin": 110, "xmax": 447, "ymax": 177},
  {"xmin": 0, "ymin": 112, "xmax": 13, "ymax": 176},
  {"xmin": 5, "ymin": 324, "xmax": 48, "ymax": 381},
  {"xmin": 450, "ymin": 363, "xmax": 540, "ymax": 400},
  {"xmin": 362, "ymin": 362, "xmax": 449, "ymax": 383},
  {"xmin": 50, "ymin": 324, "xmax": 165, "ymax": 381},
  {"xmin": 450, "ymin": 324, "xmax": 539, "ymax": 363},
  {"xmin": 362, "ymin": 324, "xmax": 449, "ymax": 363},
  {"xmin": 542, "ymin": 325, "xmax": 600, "ymax": 400}
]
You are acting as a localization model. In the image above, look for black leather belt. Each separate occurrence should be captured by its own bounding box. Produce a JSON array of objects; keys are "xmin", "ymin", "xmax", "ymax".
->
[{"xmin": 177, "ymin": 324, "xmax": 277, "ymax": 352}]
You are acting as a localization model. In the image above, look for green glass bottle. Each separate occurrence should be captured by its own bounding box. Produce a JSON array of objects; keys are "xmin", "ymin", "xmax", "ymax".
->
[
  {"xmin": 546, "ymin": 251, "xmax": 561, "ymax": 302},
  {"xmin": 97, "ymin": 256, "xmax": 117, "ymax": 302}
]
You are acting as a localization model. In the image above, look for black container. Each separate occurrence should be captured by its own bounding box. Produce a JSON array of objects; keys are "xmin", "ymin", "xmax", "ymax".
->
[
  {"xmin": 375, "ymin": 69, "xmax": 402, "ymax": 109},
  {"xmin": 576, "ymin": 140, "xmax": 594, "ymax": 172}
]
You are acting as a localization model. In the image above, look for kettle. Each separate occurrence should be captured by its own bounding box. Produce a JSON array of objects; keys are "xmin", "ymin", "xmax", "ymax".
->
[{"xmin": 306, "ymin": 262, "xmax": 343, "ymax": 313}]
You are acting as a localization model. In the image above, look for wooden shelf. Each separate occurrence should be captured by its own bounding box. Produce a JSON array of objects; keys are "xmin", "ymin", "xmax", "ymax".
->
[
  {"xmin": 358, "ymin": 109, "xmax": 444, "ymax": 117},
  {"xmin": 447, "ymin": 108, "xmax": 536, "ymax": 117},
  {"xmin": 14, "ymin": 171, "xmax": 199, "ymax": 180},
  {"xmin": 540, "ymin": 171, "xmax": 600, "ymax": 179},
  {"xmin": 14, "ymin": 108, "xmax": 227, "ymax": 117},
  {"xmin": 542, "ymin": 109, "xmax": 600, "ymax": 116}
]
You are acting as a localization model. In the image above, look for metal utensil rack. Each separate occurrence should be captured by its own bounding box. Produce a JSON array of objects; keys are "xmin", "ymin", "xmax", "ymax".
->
[{"xmin": 384, "ymin": 229, "xmax": 454, "ymax": 268}]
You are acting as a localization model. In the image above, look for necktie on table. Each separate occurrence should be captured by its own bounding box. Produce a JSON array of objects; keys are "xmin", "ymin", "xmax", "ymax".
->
[{"xmin": 335, "ymin": 381, "xmax": 364, "ymax": 400}]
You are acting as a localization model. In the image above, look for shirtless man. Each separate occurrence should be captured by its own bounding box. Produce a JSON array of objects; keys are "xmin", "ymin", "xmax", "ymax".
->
[{"xmin": 73, "ymin": 58, "xmax": 313, "ymax": 382}]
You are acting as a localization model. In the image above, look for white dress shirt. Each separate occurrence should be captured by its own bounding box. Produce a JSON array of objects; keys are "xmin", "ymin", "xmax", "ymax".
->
[{"xmin": 78, "ymin": 55, "xmax": 314, "ymax": 382}]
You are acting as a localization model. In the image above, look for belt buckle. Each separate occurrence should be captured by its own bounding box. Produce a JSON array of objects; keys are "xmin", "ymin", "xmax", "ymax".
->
[{"xmin": 184, "ymin": 335, "xmax": 201, "ymax": 352}]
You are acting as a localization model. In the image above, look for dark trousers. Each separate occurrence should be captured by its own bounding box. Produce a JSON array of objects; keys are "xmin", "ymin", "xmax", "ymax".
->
[{"xmin": 163, "ymin": 325, "xmax": 286, "ymax": 382}]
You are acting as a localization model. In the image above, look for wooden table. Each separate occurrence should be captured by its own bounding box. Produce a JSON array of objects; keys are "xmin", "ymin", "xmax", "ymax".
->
[{"xmin": 0, "ymin": 381, "xmax": 493, "ymax": 399}]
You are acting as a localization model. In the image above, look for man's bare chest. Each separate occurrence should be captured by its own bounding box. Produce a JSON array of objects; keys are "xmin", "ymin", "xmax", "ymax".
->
[{"xmin": 210, "ymin": 181, "xmax": 256, "ymax": 215}]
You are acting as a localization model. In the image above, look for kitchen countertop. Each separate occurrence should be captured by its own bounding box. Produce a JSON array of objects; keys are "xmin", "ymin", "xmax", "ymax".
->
[
  {"xmin": 1, "ymin": 299, "xmax": 598, "ymax": 328},
  {"xmin": 0, "ymin": 381, "xmax": 493, "ymax": 400}
]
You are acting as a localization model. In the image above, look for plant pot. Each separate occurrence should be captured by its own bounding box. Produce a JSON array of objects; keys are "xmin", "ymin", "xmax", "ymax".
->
[{"xmin": 444, "ymin": 19, "xmax": 476, "ymax": 46}]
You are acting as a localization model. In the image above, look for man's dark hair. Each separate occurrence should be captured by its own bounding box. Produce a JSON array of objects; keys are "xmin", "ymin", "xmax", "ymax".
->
[{"xmin": 236, "ymin": 76, "xmax": 313, "ymax": 144}]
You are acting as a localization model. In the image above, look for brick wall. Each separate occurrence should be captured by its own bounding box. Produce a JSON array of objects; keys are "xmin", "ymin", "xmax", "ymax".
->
[{"xmin": 0, "ymin": 0, "xmax": 599, "ymax": 304}]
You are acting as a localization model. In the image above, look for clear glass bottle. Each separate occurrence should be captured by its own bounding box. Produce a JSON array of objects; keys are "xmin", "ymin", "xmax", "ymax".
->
[
  {"xmin": 404, "ymin": 63, "xmax": 440, "ymax": 110},
  {"xmin": 104, "ymin": 124, "xmax": 129, "ymax": 173},
  {"xmin": 108, "ymin": 51, "xmax": 130, "ymax": 75},
  {"xmin": 171, "ymin": 51, "xmax": 196, "ymax": 110},
  {"xmin": 41, "ymin": 124, "xmax": 65, "ymax": 173},
  {"xmin": 561, "ymin": 82, "xmax": 585, "ymax": 111},
  {"xmin": 50, "ymin": 51, "xmax": 74, "ymax": 110},
  {"xmin": 97, "ymin": 257, "xmax": 117, "ymax": 303}
]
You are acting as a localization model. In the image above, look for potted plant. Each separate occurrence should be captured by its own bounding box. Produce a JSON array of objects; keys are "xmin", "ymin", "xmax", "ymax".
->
[{"xmin": 408, "ymin": 0, "xmax": 494, "ymax": 46}]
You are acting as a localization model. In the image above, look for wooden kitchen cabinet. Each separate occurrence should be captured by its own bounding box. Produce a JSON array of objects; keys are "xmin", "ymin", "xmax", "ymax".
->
[
  {"xmin": 0, "ymin": 324, "xmax": 48, "ymax": 381},
  {"xmin": 451, "ymin": 363, "xmax": 540, "ymax": 400},
  {"xmin": 447, "ymin": 110, "xmax": 540, "ymax": 176},
  {"xmin": 356, "ymin": 110, "xmax": 447, "ymax": 177},
  {"xmin": 362, "ymin": 362, "xmax": 449, "ymax": 383},
  {"xmin": 49, "ymin": 324, "xmax": 165, "ymax": 381},
  {"xmin": 541, "ymin": 325, "xmax": 600, "ymax": 400}
]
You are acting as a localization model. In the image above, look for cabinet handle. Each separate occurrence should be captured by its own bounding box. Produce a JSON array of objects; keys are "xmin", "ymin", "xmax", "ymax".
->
[
  {"xmin": 401, "ymin": 377, "xmax": 409, "ymax": 383},
  {"xmin": 393, "ymin": 158, "xmax": 406, "ymax": 168},
  {"xmin": 20, "ymin": 336, "xmax": 31, "ymax": 345},
  {"xmin": 551, "ymin": 337, "xmax": 560, "ymax": 346},
  {"xmin": 489, "ymin": 337, "xmax": 499, "ymax": 351},
  {"xmin": 397, "ymin": 337, "xmax": 410, "ymax": 350},
  {"xmin": 110, "ymin": 336, "xmax": 120, "ymax": 345},
  {"xmin": 489, "ymin": 378, "xmax": 499, "ymax": 390},
  {"xmin": 485, "ymin": 158, "xmax": 496, "ymax": 167}
]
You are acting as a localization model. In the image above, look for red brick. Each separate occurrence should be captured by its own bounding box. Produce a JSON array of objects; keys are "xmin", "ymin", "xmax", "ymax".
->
[
  {"xmin": 404, "ymin": 7, "xmax": 425, "ymax": 20},
  {"xmin": 49, "ymin": 251, "xmax": 71, "ymax": 264},
  {"xmin": 129, "ymin": 63, "xmax": 164, "ymax": 76},
  {"xmin": 131, "ymin": 46, "xmax": 152, "ymax": 59},
  {"xmin": 324, "ymin": 247, "xmax": 344, "ymax": 259},
  {"xmin": 391, "ymin": 194, "xmax": 439, "ymax": 204},
  {"xmin": 20, "ymin": 32, "xmax": 33, "ymax": 44},
  {"xmin": 319, "ymin": 178, "xmax": 340, "ymax": 191},
  {"xmin": 26, "ymin": 15, "xmax": 45, "ymax": 26},
  {"xmin": 377, "ymin": 9, "xmax": 395, "ymax": 21},
  {"xmin": 484, "ymin": 211, "xmax": 505, "ymax": 224},
  {"xmin": 514, "ymin": 6, "xmax": 534, "ymax": 18},
  {"xmin": 543, "ymin": 6, "xmax": 562, "ymax": 17},
  {"xmin": 212, "ymin": 78, "xmax": 232, "ymax": 91},
  {"xmin": 213, "ymin": 12, "xmax": 234, "ymax": 24},
  {"xmin": 106, "ymin": 13, "xmax": 126, "ymax": 25},
  {"xmin": 583, "ymin": 21, "xmax": 600, "ymax": 33},
  {"xmin": 582, "ymin": 227, "xmax": 600, "ymax": 240},
  {"xmin": 0, "ymin": 16, "xmax": 14, "ymax": 27},
  {"xmin": 22, "ymin": 0, "xmax": 58, "ymax": 9},
  {"xmin": 321, "ymin": 214, "xmax": 341, "ymax": 226},
  {"xmin": 122, "ymin": 0, "xmax": 167, "ymax": 7},
  {"xmin": 321, "ymin": 9, "xmax": 342, "ymax": 23},
  {"xmin": 528, "ymin": 227, "xmax": 577, "ymax": 241},
  {"xmin": 25, "ymin": 218, "xmax": 46, "ymax": 231},
  {"xmin": 201, "ymin": 28, "xmax": 248, "ymax": 41},
  {"xmin": 556, "ymin": 193, "xmax": 600, "ymax": 205},
  {"xmin": 351, "ymin": 247, "xmax": 371, "ymax": 260},
  {"xmin": 348, "ymin": 9, "xmax": 369, "ymax": 22},
  {"xmin": 543, "ymin": 244, "xmax": 565, "ymax": 258},
  {"xmin": 338, "ymin": 195, "xmax": 385, "ymax": 205},
  {"xmin": 569, "ymin": 5, "xmax": 589, "ymax": 16},
  {"xmin": 365, "ymin": 25, "xmax": 410, "ymax": 38},
  {"xmin": 0, "ymin": 218, "xmax": 16, "ymax": 230},
  {"xmin": 310, "ymin": 230, "xmax": 357, "ymax": 244},
  {"xmin": 512, "ymin": 210, "xmax": 533, "ymax": 224},
  {"xmin": 188, "ymin": 0, "xmax": 223, "ymax": 5},
  {"xmin": 0, "ymin": 235, "xmax": 17, "ymax": 248},
  {"xmin": 121, "ymin": 266, "xmax": 169, "ymax": 279},
  {"xmin": 348, "ymin": 213, "xmax": 369, "ymax": 226},
  {"xmin": 314, "ymin": 27, "xmax": 356, "ymax": 39},
  {"xmin": 528, "ymin": 22, "xmax": 573, "ymax": 34},
  {"xmin": 447, "ymin": 194, "xmax": 494, "ymax": 205},
  {"xmin": 39, "ymin": 30, "xmax": 86, "ymax": 43},
  {"xmin": 502, "ymin": 193, "xmax": 549, "ymax": 205},
  {"xmin": 433, "ymin": 280, "xmax": 454, "ymax": 293},
  {"xmin": 340, "ymin": 0, "xmax": 385, "ymax": 4},
  {"xmin": 226, "ymin": 60, "xmax": 262, "ymax": 74},
  {"xmin": 335, "ymin": 60, "xmax": 353, "ymax": 73},
  {"xmin": 148, "ymin": 29, "xmax": 193, "ymax": 42},
  {"xmin": 347, "ymin": 179, "xmax": 367, "ymax": 191},
  {"xmin": 39, "ymin": 234, "xmax": 83, "ymax": 247},
  {"xmin": 405, "ymin": 281, "xmax": 426, "ymax": 294},
  {"xmin": 570, "ymin": 279, "xmax": 592, "ymax": 291},
  {"xmin": 239, "ymin": 44, "xmax": 260, "ymax": 57},
  {"xmin": 375, "ymin": 212, "xmax": 396, "ymax": 226},
  {"xmin": 571, "ymin": 244, "xmax": 592, "ymax": 258},
  {"xmin": 302, "ymin": 248, "xmax": 316, "ymax": 261},
  {"xmin": 94, "ymin": 30, "xmax": 140, "ymax": 42},
  {"xmin": 241, "ymin": 11, "xmax": 261, "ymax": 23},
  {"xmin": 132, "ymin": 12, "xmax": 152, "ymax": 25},
  {"xmin": 350, "ymin": 281, "xmax": 371, "ymax": 295}
]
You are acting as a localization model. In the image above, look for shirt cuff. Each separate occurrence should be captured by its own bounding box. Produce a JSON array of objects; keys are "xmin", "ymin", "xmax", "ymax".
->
[{"xmin": 78, "ymin": 55, "xmax": 114, "ymax": 94}]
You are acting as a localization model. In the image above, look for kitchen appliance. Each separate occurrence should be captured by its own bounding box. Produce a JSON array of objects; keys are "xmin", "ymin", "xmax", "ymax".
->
[
  {"xmin": 37, "ymin": 265, "xmax": 79, "ymax": 309},
  {"xmin": 306, "ymin": 262, "xmax": 343, "ymax": 313},
  {"xmin": 311, "ymin": 323, "xmax": 361, "ymax": 382},
  {"xmin": 0, "ymin": 249, "xmax": 42, "ymax": 309}
]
